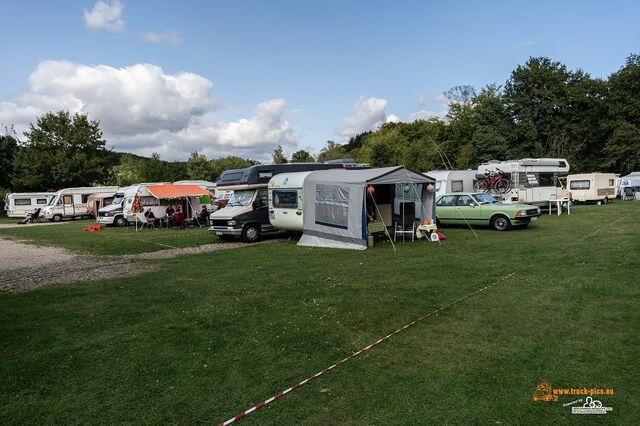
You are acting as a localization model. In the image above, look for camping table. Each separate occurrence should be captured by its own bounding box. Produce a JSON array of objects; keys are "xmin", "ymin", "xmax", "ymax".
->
[
  {"xmin": 416, "ymin": 223, "xmax": 438, "ymax": 239},
  {"xmin": 548, "ymin": 198, "xmax": 571, "ymax": 216}
]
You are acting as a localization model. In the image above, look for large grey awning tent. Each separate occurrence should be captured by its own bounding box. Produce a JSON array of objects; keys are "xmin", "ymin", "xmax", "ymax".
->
[{"xmin": 298, "ymin": 166, "xmax": 436, "ymax": 250}]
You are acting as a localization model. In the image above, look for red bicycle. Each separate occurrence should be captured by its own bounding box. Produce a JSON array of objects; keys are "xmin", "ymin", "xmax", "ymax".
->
[{"xmin": 474, "ymin": 168, "xmax": 512, "ymax": 193}]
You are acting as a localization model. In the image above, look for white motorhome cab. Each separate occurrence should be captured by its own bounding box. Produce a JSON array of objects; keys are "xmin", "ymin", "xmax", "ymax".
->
[
  {"xmin": 41, "ymin": 187, "xmax": 119, "ymax": 221},
  {"xmin": 425, "ymin": 170, "xmax": 477, "ymax": 198},
  {"xmin": 97, "ymin": 183, "xmax": 162, "ymax": 226},
  {"xmin": 267, "ymin": 172, "xmax": 313, "ymax": 232},
  {"xmin": 477, "ymin": 158, "xmax": 570, "ymax": 206},
  {"xmin": 4, "ymin": 192, "xmax": 55, "ymax": 217},
  {"xmin": 567, "ymin": 173, "xmax": 617, "ymax": 204}
]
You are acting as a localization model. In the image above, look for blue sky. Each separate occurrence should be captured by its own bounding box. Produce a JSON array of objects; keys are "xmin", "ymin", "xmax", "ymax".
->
[{"xmin": 1, "ymin": 1, "xmax": 638, "ymax": 161}]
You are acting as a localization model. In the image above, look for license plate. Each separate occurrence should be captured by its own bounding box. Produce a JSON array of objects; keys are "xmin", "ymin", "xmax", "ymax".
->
[
  {"xmin": 531, "ymin": 217, "xmax": 538, "ymax": 221},
  {"xmin": 215, "ymin": 231, "xmax": 223, "ymax": 236}
]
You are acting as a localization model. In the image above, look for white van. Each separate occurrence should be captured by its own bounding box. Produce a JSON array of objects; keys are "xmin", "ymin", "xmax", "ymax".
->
[
  {"xmin": 567, "ymin": 173, "xmax": 617, "ymax": 204},
  {"xmin": 97, "ymin": 183, "xmax": 162, "ymax": 226},
  {"xmin": 4, "ymin": 192, "xmax": 55, "ymax": 217},
  {"xmin": 477, "ymin": 158, "xmax": 570, "ymax": 206},
  {"xmin": 41, "ymin": 187, "xmax": 119, "ymax": 221},
  {"xmin": 425, "ymin": 170, "xmax": 477, "ymax": 198},
  {"xmin": 268, "ymin": 172, "xmax": 313, "ymax": 232}
]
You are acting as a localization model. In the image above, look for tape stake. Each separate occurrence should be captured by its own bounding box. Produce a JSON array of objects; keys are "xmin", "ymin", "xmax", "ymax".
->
[{"xmin": 218, "ymin": 272, "xmax": 515, "ymax": 425}]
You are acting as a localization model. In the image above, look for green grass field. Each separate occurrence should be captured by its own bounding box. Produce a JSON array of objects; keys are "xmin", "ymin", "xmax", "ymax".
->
[
  {"xmin": 0, "ymin": 220, "xmax": 219, "ymax": 255},
  {"xmin": 1, "ymin": 202, "xmax": 639, "ymax": 424}
]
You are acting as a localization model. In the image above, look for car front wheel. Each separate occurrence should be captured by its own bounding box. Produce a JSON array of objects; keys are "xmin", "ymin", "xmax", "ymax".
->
[
  {"xmin": 242, "ymin": 224, "xmax": 261, "ymax": 243},
  {"xmin": 491, "ymin": 215, "xmax": 511, "ymax": 231},
  {"xmin": 114, "ymin": 216, "xmax": 127, "ymax": 227}
]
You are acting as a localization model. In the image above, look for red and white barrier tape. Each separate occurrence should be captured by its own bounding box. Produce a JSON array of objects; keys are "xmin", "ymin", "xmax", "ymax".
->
[{"xmin": 219, "ymin": 272, "xmax": 515, "ymax": 425}]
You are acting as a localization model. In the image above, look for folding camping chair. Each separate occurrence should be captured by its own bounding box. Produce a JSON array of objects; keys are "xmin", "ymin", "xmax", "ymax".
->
[
  {"xmin": 622, "ymin": 187, "xmax": 635, "ymax": 201},
  {"xmin": 394, "ymin": 202, "xmax": 416, "ymax": 242}
]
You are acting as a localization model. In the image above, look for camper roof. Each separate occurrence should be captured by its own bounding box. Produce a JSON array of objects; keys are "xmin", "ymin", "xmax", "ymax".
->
[
  {"xmin": 217, "ymin": 163, "xmax": 352, "ymax": 188},
  {"xmin": 306, "ymin": 166, "xmax": 435, "ymax": 185}
]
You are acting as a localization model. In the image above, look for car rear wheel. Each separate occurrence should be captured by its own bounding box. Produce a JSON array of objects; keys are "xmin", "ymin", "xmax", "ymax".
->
[
  {"xmin": 52, "ymin": 214, "xmax": 62, "ymax": 222},
  {"xmin": 242, "ymin": 224, "xmax": 261, "ymax": 243},
  {"xmin": 491, "ymin": 215, "xmax": 511, "ymax": 231}
]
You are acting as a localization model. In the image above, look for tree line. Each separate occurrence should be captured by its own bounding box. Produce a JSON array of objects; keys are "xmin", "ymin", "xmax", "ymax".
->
[{"xmin": 1, "ymin": 53, "xmax": 638, "ymax": 201}]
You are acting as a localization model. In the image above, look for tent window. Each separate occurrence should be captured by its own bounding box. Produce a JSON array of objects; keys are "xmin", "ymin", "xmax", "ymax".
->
[
  {"xmin": 451, "ymin": 180, "xmax": 463, "ymax": 192},
  {"xmin": 141, "ymin": 196, "xmax": 159, "ymax": 206},
  {"xmin": 315, "ymin": 184, "xmax": 349, "ymax": 229},
  {"xmin": 373, "ymin": 184, "xmax": 392, "ymax": 204},
  {"xmin": 273, "ymin": 190, "xmax": 297, "ymax": 209},
  {"xmin": 570, "ymin": 180, "xmax": 590, "ymax": 190}
]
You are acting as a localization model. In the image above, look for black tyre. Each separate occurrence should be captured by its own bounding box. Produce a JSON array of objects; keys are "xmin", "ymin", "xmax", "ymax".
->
[
  {"xmin": 491, "ymin": 215, "xmax": 511, "ymax": 231},
  {"xmin": 494, "ymin": 179, "xmax": 512, "ymax": 194},
  {"xmin": 474, "ymin": 180, "xmax": 489, "ymax": 192},
  {"xmin": 114, "ymin": 216, "xmax": 127, "ymax": 227},
  {"xmin": 242, "ymin": 224, "xmax": 261, "ymax": 243},
  {"xmin": 52, "ymin": 214, "xmax": 62, "ymax": 222}
]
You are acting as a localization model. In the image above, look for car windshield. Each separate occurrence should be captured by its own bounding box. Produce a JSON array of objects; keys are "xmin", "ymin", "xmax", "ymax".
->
[
  {"xmin": 111, "ymin": 194, "xmax": 124, "ymax": 205},
  {"xmin": 227, "ymin": 190, "xmax": 255, "ymax": 207},
  {"xmin": 474, "ymin": 193, "xmax": 498, "ymax": 204}
]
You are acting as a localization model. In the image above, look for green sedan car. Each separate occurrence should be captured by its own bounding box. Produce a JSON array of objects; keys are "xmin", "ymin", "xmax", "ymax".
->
[{"xmin": 435, "ymin": 192, "xmax": 541, "ymax": 231}]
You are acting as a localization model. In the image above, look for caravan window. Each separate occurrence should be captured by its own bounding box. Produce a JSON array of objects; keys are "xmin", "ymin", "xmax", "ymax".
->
[
  {"xmin": 15, "ymin": 198, "xmax": 31, "ymax": 206},
  {"xmin": 273, "ymin": 190, "xmax": 298, "ymax": 209},
  {"xmin": 81, "ymin": 194, "xmax": 90, "ymax": 203},
  {"xmin": 63, "ymin": 195, "xmax": 73, "ymax": 204},
  {"xmin": 451, "ymin": 180, "xmax": 463, "ymax": 192},
  {"xmin": 315, "ymin": 184, "xmax": 349, "ymax": 229},
  {"xmin": 570, "ymin": 180, "xmax": 590, "ymax": 190},
  {"xmin": 538, "ymin": 173, "xmax": 556, "ymax": 186},
  {"xmin": 608, "ymin": 179, "xmax": 614, "ymax": 186},
  {"xmin": 36, "ymin": 198, "xmax": 48, "ymax": 204}
]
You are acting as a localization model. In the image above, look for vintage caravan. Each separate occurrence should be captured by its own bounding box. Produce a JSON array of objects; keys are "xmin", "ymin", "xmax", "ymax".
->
[
  {"xmin": 41, "ymin": 187, "xmax": 119, "ymax": 221},
  {"xmin": 425, "ymin": 170, "xmax": 477, "ymax": 198},
  {"xmin": 267, "ymin": 171, "xmax": 313, "ymax": 232},
  {"xmin": 4, "ymin": 192, "xmax": 55, "ymax": 217},
  {"xmin": 477, "ymin": 158, "xmax": 570, "ymax": 206},
  {"xmin": 567, "ymin": 173, "xmax": 617, "ymax": 204}
]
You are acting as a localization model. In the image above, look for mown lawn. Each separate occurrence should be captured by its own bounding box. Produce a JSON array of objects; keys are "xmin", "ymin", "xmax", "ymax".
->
[
  {"xmin": 1, "ymin": 202, "xmax": 639, "ymax": 424},
  {"xmin": 0, "ymin": 220, "xmax": 220, "ymax": 255}
]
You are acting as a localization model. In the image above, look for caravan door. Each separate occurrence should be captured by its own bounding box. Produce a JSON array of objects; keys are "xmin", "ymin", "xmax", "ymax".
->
[{"xmin": 62, "ymin": 194, "xmax": 75, "ymax": 217}]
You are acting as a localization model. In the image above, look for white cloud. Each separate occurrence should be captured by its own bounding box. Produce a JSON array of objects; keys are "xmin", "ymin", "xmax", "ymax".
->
[
  {"xmin": 416, "ymin": 94, "xmax": 427, "ymax": 108},
  {"xmin": 84, "ymin": 0, "xmax": 126, "ymax": 32},
  {"xmin": 142, "ymin": 31, "xmax": 182, "ymax": 46},
  {"xmin": 0, "ymin": 60, "xmax": 296, "ymax": 162},
  {"xmin": 339, "ymin": 96, "xmax": 391, "ymax": 137},
  {"xmin": 514, "ymin": 40, "xmax": 535, "ymax": 48}
]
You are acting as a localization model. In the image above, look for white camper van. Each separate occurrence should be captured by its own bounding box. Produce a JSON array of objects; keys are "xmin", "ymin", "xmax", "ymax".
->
[
  {"xmin": 477, "ymin": 158, "xmax": 570, "ymax": 206},
  {"xmin": 4, "ymin": 192, "xmax": 55, "ymax": 217},
  {"xmin": 268, "ymin": 171, "xmax": 313, "ymax": 232},
  {"xmin": 41, "ymin": 187, "xmax": 119, "ymax": 221},
  {"xmin": 567, "ymin": 173, "xmax": 617, "ymax": 204},
  {"xmin": 425, "ymin": 170, "xmax": 477, "ymax": 198}
]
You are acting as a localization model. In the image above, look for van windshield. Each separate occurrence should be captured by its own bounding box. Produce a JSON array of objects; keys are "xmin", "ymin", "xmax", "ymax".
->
[
  {"xmin": 47, "ymin": 195, "xmax": 59, "ymax": 206},
  {"xmin": 227, "ymin": 190, "xmax": 255, "ymax": 207},
  {"xmin": 111, "ymin": 194, "xmax": 124, "ymax": 205}
]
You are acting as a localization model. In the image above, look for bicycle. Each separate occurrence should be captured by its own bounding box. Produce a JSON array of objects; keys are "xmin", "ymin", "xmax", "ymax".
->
[{"xmin": 474, "ymin": 168, "xmax": 512, "ymax": 193}]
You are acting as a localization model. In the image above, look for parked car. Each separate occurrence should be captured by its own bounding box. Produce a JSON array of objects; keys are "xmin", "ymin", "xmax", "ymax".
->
[{"xmin": 435, "ymin": 192, "xmax": 541, "ymax": 231}]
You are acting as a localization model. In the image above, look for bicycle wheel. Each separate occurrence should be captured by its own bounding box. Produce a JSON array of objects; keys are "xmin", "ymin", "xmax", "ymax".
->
[
  {"xmin": 495, "ymin": 178, "xmax": 512, "ymax": 194},
  {"xmin": 474, "ymin": 179, "xmax": 489, "ymax": 192}
]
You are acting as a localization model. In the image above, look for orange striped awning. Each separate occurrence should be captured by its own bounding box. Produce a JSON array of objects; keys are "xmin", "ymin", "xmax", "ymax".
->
[{"xmin": 146, "ymin": 184, "xmax": 210, "ymax": 199}]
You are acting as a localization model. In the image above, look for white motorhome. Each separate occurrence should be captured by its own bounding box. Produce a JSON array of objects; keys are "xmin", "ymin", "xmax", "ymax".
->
[
  {"xmin": 41, "ymin": 187, "xmax": 119, "ymax": 221},
  {"xmin": 477, "ymin": 158, "xmax": 570, "ymax": 206},
  {"xmin": 567, "ymin": 173, "xmax": 617, "ymax": 204},
  {"xmin": 4, "ymin": 192, "xmax": 55, "ymax": 217},
  {"xmin": 267, "ymin": 171, "xmax": 313, "ymax": 232},
  {"xmin": 98, "ymin": 183, "xmax": 211, "ymax": 226},
  {"xmin": 425, "ymin": 170, "xmax": 477, "ymax": 198}
]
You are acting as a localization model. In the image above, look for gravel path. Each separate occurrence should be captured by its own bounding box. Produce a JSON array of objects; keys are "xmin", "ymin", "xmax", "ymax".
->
[{"xmin": 0, "ymin": 238, "xmax": 280, "ymax": 292}]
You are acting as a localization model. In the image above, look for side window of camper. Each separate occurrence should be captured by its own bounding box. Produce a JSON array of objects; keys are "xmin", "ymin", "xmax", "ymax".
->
[
  {"xmin": 273, "ymin": 190, "xmax": 297, "ymax": 209},
  {"xmin": 315, "ymin": 184, "xmax": 349, "ymax": 228},
  {"xmin": 570, "ymin": 180, "xmax": 590, "ymax": 190},
  {"xmin": 15, "ymin": 199, "xmax": 31, "ymax": 206},
  {"xmin": 538, "ymin": 173, "xmax": 555, "ymax": 186},
  {"xmin": 451, "ymin": 180, "xmax": 463, "ymax": 192},
  {"xmin": 436, "ymin": 196, "xmax": 455, "ymax": 207},
  {"xmin": 608, "ymin": 179, "xmax": 614, "ymax": 186},
  {"xmin": 36, "ymin": 198, "xmax": 48, "ymax": 204},
  {"xmin": 81, "ymin": 194, "xmax": 90, "ymax": 203},
  {"xmin": 63, "ymin": 195, "xmax": 73, "ymax": 204}
]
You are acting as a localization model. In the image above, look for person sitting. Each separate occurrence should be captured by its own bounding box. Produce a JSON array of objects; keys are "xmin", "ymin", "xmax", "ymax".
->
[
  {"xmin": 172, "ymin": 207, "xmax": 185, "ymax": 228},
  {"xmin": 198, "ymin": 205, "xmax": 209, "ymax": 226},
  {"xmin": 165, "ymin": 205, "xmax": 175, "ymax": 216},
  {"xmin": 144, "ymin": 208, "xmax": 159, "ymax": 228}
]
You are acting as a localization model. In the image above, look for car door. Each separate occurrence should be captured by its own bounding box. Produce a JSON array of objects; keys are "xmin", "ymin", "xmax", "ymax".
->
[
  {"xmin": 435, "ymin": 195, "xmax": 457, "ymax": 223},
  {"xmin": 455, "ymin": 195, "xmax": 481, "ymax": 223}
]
